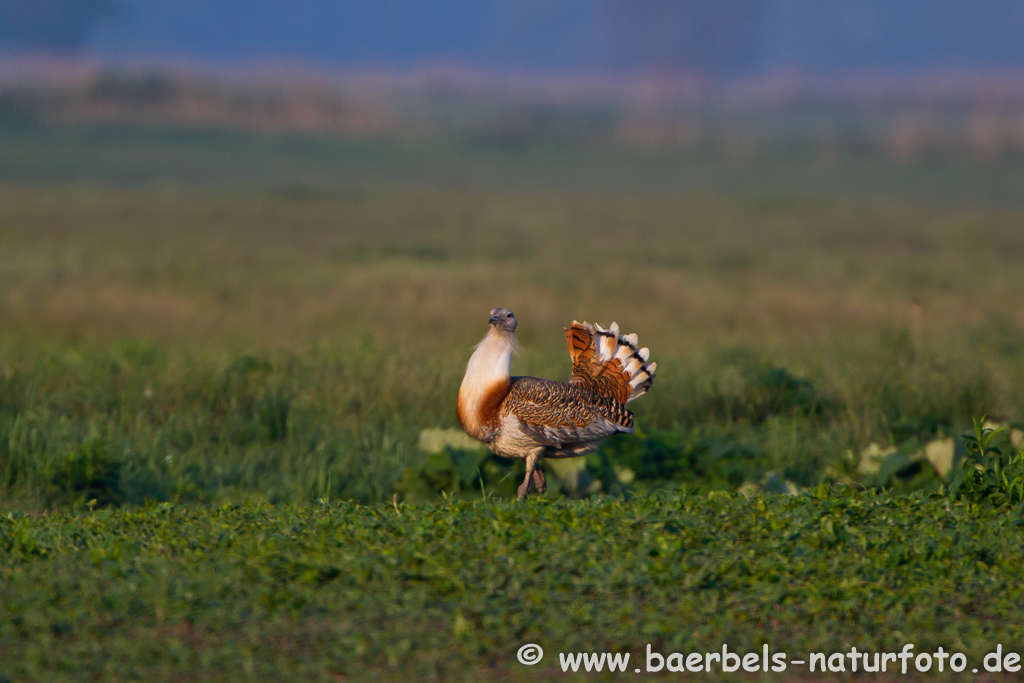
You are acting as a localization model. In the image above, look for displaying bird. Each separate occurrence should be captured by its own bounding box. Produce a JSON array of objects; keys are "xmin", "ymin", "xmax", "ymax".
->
[{"xmin": 457, "ymin": 308, "xmax": 656, "ymax": 500}]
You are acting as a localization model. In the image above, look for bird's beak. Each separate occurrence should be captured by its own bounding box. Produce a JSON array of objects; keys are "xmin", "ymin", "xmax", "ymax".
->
[{"xmin": 489, "ymin": 315, "xmax": 501, "ymax": 325}]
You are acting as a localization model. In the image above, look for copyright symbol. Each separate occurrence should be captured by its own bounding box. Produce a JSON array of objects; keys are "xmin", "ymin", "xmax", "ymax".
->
[{"xmin": 517, "ymin": 643, "xmax": 544, "ymax": 666}]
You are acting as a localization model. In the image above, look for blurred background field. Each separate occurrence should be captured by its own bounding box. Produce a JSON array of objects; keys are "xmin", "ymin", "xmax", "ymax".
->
[
  {"xmin": 3, "ymin": 116, "xmax": 1024, "ymax": 508},
  {"xmin": 2, "ymin": 1, "xmax": 1024, "ymax": 510}
]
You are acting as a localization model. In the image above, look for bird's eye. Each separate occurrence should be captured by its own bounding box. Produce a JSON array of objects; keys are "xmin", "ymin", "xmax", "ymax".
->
[{"xmin": 506, "ymin": 313, "xmax": 512, "ymax": 318}]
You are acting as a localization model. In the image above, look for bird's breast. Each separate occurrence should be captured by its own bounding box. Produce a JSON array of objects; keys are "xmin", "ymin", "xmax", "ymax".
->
[{"xmin": 457, "ymin": 377, "xmax": 511, "ymax": 441}]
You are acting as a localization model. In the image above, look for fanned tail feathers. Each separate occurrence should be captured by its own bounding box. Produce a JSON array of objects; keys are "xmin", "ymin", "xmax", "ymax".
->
[{"xmin": 564, "ymin": 320, "xmax": 656, "ymax": 404}]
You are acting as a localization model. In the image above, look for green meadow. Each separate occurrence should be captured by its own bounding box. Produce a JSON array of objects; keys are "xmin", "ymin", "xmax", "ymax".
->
[{"xmin": 1, "ymin": 122, "xmax": 1024, "ymax": 680}]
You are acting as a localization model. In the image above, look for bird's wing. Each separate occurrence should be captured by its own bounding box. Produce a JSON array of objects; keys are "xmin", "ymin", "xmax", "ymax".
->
[
  {"xmin": 564, "ymin": 320, "xmax": 656, "ymax": 403},
  {"xmin": 501, "ymin": 377, "xmax": 631, "ymax": 449}
]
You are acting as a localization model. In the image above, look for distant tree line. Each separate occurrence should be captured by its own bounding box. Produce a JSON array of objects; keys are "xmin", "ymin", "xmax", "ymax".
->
[
  {"xmin": 0, "ymin": 0, "xmax": 768, "ymax": 75},
  {"xmin": 2, "ymin": 0, "xmax": 1023, "ymax": 78},
  {"xmin": 598, "ymin": 0, "xmax": 766, "ymax": 76},
  {"xmin": 0, "ymin": 0, "xmax": 121, "ymax": 52}
]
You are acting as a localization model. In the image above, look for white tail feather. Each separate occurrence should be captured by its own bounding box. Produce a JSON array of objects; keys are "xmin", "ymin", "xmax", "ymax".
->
[{"xmin": 576, "ymin": 319, "xmax": 656, "ymax": 403}]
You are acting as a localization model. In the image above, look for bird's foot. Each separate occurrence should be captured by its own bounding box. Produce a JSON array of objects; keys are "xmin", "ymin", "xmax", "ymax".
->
[
  {"xmin": 532, "ymin": 468, "xmax": 547, "ymax": 495},
  {"xmin": 517, "ymin": 450, "xmax": 542, "ymax": 501}
]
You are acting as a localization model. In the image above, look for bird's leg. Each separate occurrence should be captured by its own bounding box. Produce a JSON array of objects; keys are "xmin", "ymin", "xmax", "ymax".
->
[
  {"xmin": 517, "ymin": 450, "xmax": 542, "ymax": 500},
  {"xmin": 532, "ymin": 463, "xmax": 547, "ymax": 495}
]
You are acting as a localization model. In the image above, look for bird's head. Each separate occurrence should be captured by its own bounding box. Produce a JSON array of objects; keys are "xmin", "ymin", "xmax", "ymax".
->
[{"xmin": 488, "ymin": 307, "xmax": 517, "ymax": 334}]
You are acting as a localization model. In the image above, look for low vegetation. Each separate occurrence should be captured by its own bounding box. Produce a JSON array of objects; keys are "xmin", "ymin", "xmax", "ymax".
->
[{"xmin": 3, "ymin": 488, "xmax": 1024, "ymax": 681}]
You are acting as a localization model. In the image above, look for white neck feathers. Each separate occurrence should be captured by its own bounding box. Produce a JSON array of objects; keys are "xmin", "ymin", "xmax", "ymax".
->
[
  {"xmin": 464, "ymin": 328, "xmax": 517, "ymax": 383},
  {"xmin": 457, "ymin": 328, "xmax": 518, "ymax": 434}
]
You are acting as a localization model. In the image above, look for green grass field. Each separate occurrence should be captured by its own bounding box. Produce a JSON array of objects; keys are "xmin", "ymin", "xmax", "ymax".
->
[
  {"xmin": 4, "ymin": 491, "xmax": 1024, "ymax": 681},
  {"xmin": 2, "ymin": 122, "xmax": 1024, "ymax": 680}
]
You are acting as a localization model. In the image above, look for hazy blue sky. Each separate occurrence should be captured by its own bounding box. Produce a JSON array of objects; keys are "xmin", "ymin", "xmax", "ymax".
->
[{"xmin": 5, "ymin": 0, "xmax": 1024, "ymax": 77}]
